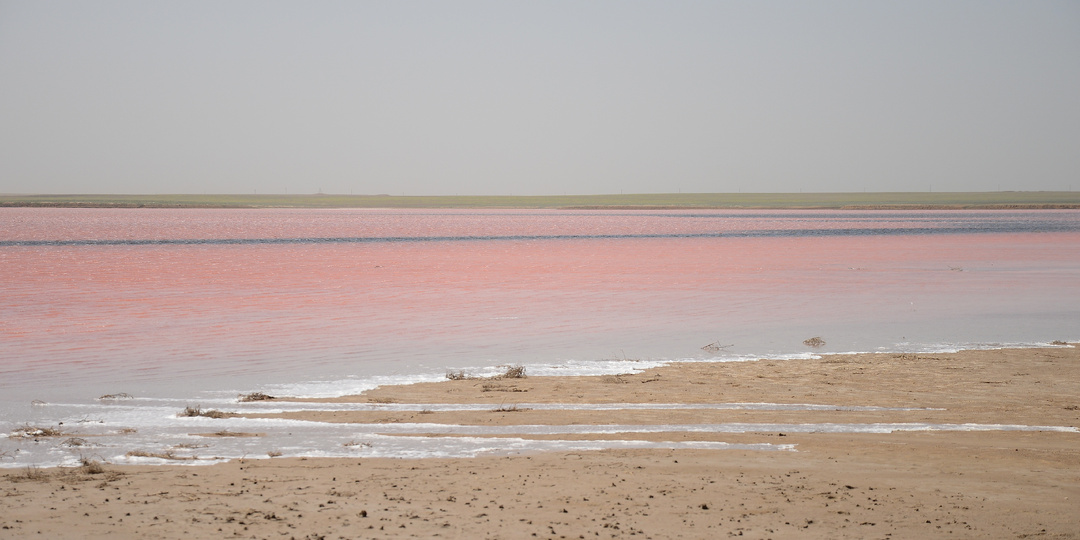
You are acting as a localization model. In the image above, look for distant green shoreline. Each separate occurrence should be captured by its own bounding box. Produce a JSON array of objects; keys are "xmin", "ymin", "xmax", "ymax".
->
[{"xmin": 2, "ymin": 192, "xmax": 1079, "ymax": 209}]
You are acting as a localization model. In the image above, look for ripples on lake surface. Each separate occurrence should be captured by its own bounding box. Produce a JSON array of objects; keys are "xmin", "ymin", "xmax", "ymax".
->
[{"xmin": 2, "ymin": 208, "xmax": 1079, "ymax": 405}]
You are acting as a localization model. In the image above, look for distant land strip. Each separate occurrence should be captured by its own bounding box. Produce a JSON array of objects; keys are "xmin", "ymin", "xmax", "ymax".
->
[
  {"xmin": 2, "ymin": 192, "xmax": 1080, "ymax": 209},
  {"xmin": 9, "ymin": 222, "xmax": 1080, "ymax": 248}
]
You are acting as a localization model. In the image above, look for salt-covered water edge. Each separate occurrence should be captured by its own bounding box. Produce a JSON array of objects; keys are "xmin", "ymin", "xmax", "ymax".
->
[{"xmin": 2, "ymin": 339, "xmax": 1077, "ymax": 469}]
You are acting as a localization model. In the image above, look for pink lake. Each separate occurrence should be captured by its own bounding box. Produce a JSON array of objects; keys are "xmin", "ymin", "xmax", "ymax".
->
[{"xmin": 2, "ymin": 208, "xmax": 1079, "ymax": 403}]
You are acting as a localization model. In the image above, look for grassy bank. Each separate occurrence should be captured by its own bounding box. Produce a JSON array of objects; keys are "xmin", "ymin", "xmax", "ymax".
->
[{"xmin": 2, "ymin": 191, "xmax": 1079, "ymax": 209}]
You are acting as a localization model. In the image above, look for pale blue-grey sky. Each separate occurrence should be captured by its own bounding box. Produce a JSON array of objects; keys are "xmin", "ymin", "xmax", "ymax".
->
[{"xmin": 1, "ymin": 1, "xmax": 1077, "ymax": 195}]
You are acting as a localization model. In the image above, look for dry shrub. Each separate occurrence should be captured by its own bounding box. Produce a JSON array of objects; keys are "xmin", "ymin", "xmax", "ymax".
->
[
  {"xmin": 701, "ymin": 341, "xmax": 732, "ymax": 352},
  {"xmin": 482, "ymin": 383, "xmax": 527, "ymax": 392},
  {"xmin": 178, "ymin": 406, "xmax": 232, "ymax": 419},
  {"xmin": 126, "ymin": 450, "xmax": 195, "ymax": 461},
  {"xmin": 491, "ymin": 404, "xmax": 530, "ymax": 413},
  {"xmin": 267, "ymin": 450, "xmax": 283, "ymax": 458},
  {"xmin": 446, "ymin": 370, "xmax": 470, "ymax": 381},
  {"xmin": 172, "ymin": 443, "xmax": 209, "ymax": 449},
  {"xmin": 50, "ymin": 464, "xmax": 124, "ymax": 485},
  {"xmin": 499, "ymin": 365, "xmax": 526, "ymax": 379},
  {"xmin": 80, "ymin": 458, "xmax": 105, "ymax": 475},
  {"xmin": 91, "ymin": 474, "xmax": 124, "ymax": 487},
  {"xmin": 803, "ymin": 336, "xmax": 826, "ymax": 348},
  {"xmin": 1051, "ymin": 340, "xmax": 1069, "ymax": 346},
  {"xmin": 207, "ymin": 430, "xmax": 260, "ymax": 437},
  {"xmin": 449, "ymin": 365, "xmax": 526, "ymax": 381},
  {"xmin": 238, "ymin": 392, "xmax": 275, "ymax": 402},
  {"xmin": 126, "ymin": 449, "xmax": 169, "ymax": 459},
  {"xmin": 98, "ymin": 393, "xmax": 133, "ymax": 400},
  {"xmin": 10, "ymin": 424, "xmax": 65, "ymax": 439},
  {"xmin": 61, "ymin": 437, "xmax": 89, "ymax": 447}
]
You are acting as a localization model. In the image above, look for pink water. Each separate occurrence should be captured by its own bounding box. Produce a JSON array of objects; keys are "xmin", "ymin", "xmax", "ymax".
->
[{"xmin": 2, "ymin": 208, "xmax": 1079, "ymax": 404}]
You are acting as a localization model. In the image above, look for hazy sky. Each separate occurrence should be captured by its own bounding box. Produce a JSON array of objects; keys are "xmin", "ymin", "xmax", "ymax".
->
[{"xmin": 1, "ymin": 1, "xmax": 1077, "ymax": 195}]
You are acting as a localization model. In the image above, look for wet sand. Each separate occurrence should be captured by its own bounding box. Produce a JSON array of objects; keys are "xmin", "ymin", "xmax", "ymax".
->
[{"xmin": 3, "ymin": 346, "xmax": 1079, "ymax": 539}]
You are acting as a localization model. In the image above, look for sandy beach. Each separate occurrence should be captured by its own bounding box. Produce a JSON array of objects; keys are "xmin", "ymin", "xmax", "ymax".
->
[{"xmin": 3, "ymin": 346, "xmax": 1078, "ymax": 539}]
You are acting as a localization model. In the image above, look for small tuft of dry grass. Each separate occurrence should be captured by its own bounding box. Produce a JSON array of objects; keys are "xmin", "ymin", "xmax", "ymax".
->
[
  {"xmin": 60, "ymin": 437, "xmax": 89, "ymax": 447},
  {"xmin": 803, "ymin": 336, "xmax": 826, "ymax": 348},
  {"xmin": 491, "ymin": 404, "xmax": 530, "ymax": 413},
  {"xmin": 178, "ymin": 406, "xmax": 233, "ymax": 419},
  {"xmin": 267, "ymin": 450, "xmax": 283, "ymax": 458},
  {"xmin": 238, "ymin": 392, "xmax": 275, "ymax": 402},
  {"xmin": 16, "ymin": 466, "xmax": 50, "ymax": 482}
]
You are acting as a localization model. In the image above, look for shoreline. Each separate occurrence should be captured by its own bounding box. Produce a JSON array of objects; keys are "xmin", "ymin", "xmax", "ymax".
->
[
  {"xmin": 6, "ymin": 202, "xmax": 1080, "ymax": 211},
  {"xmin": 4, "ymin": 191, "xmax": 1080, "ymax": 209},
  {"xmin": 248, "ymin": 346, "xmax": 1080, "ymax": 441},
  {"xmin": 4, "ymin": 345, "xmax": 1078, "ymax": 538}
]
